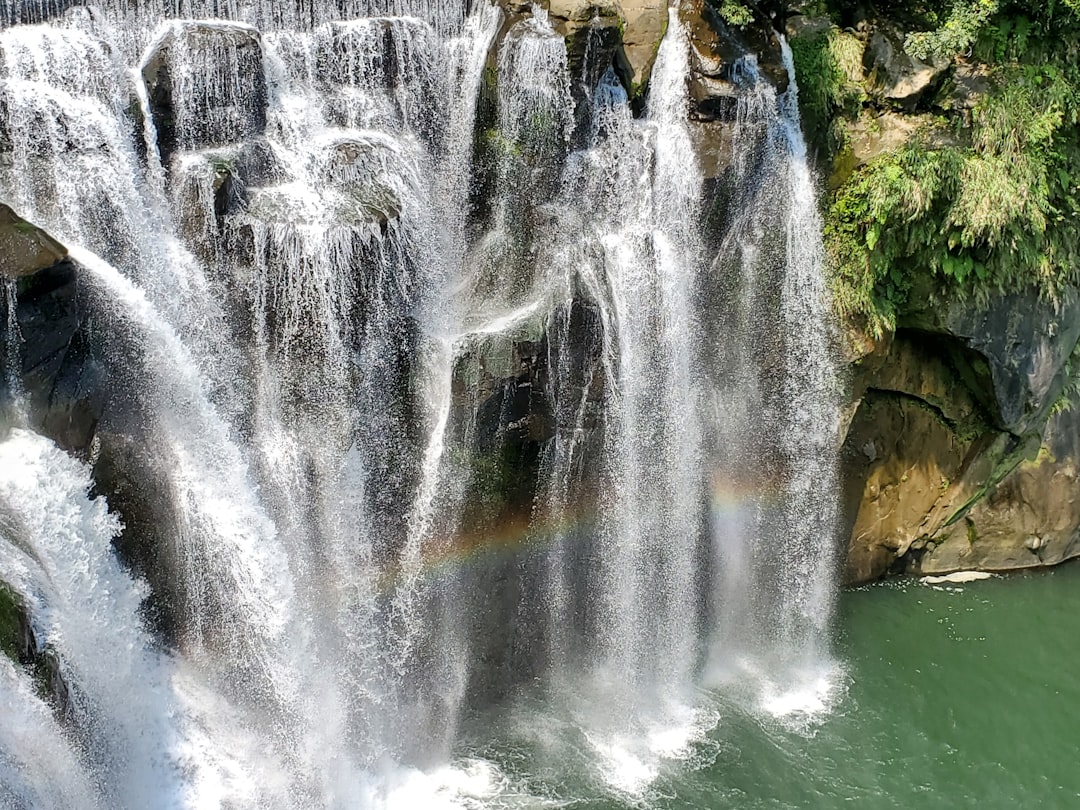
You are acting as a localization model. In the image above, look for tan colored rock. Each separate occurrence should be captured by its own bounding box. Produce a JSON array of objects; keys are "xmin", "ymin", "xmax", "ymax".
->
[
  {"xmin": 848, "ymin": 109, "xmax": 927, "ymax": 166},
  {"xmin": 0, "ymin": 204, "xmax": 67, "ymax": 279},
  {"xmin": 621, "ymin": 0, "xmax": 668, "ymax": 90},
  {"xmin": 862, "ymin": 29, "xmax": 949, "ymax": 108},
  {"xmin": 514, "ymin": 0, "xmax": 664, "ymax": 92},
  {"xmin": 548, "ymin": 0, "xmax": 620, "ymax": 23},
  {"xmin": 843, "ymin": 392, "xmax": 973, "ymax": 583},
  {"xmin": 918, "ymin": 436, "xmax": 1080, "ymax": 575},
  {"xmin": 843, "ymin": 323, "xmax": 1080, "ymax": 582}
]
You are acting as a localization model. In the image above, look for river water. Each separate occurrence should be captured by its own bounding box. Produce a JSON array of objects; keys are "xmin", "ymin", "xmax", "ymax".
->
[{"xmin": 454, "ymin": 565, "xmax": 1080, "ymax": 808}]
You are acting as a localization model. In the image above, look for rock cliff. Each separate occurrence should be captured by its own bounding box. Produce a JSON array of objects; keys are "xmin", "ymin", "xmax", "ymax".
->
[{"xmin": 785, "ymin": 1, "xmax": 1080, "ymax": 582}]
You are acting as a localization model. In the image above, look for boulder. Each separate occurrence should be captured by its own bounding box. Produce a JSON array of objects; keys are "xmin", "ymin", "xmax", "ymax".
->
[
  {"xmin": 141, "ymin": 22, "xmax": 267, "ymax": 163},
  {"xmin": 0, "ymin": 204, "xmax": 67, "ymax": 279},
  {"xmin": 0, "ymin": 207, "xmax": 103, "ymax": 452},
  {"xmin": 619, "ymin": 0, "xmax": 669, "ymax": 92},
  {"xmin": 314, "ymin": 18, "xmax": 442, "ymax": 136},
  {"xmin": 862, "ymin": 28, "xmax": 949, "ymax": 109},
  {"xmin": 916, "ymin": 405, "xmax": 1080, "ymax": 575},
  {"xmin": 947, "ymin": 58, "xmax": 992, "ymax": 112},
  {"xmin": 314, "ymin": 17, "xmax": 437, "ymax": 90}
]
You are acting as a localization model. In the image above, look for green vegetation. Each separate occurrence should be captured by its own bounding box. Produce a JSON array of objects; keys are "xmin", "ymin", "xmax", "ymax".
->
[
  {"xmin": 717, "ymin": 0, "xmax": 754, "ymax": 27},
  {"xmin": 796, "ymin": 2, "xmax": 1080, "ymax": 336},
  {"xmin": 904, "ymin": 0, "xmax": 1002, "ymax": 60},
  {"xmin": 1050, "ymin": 335, "xmax": 1080, "ymax": 416},
  {"xmin": 789, "ymin": 27, "xmax": 865, "ymax": 156}
]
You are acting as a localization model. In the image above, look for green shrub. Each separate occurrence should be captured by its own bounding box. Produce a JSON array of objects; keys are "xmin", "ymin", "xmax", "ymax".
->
[
  {"xmin": 717, "ymin": 0, "xmax": 754, "ymax": 27},
  {"xmin": 823, "ymin": 6, "xmax": 1080, "ymax": 335},
  {"xmin": 790, "ymin": 28, "xmax": 865, "ymax": 157}
]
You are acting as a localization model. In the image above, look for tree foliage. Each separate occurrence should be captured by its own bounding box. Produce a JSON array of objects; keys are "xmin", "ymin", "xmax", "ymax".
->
[{"xmin": 810, "ymin": 2, "xmax": 1080, "ymax": 335}]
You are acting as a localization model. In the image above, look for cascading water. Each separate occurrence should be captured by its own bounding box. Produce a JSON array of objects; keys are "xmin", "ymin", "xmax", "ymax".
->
[
  {"xmin": 0, "ymin": 1, "xmax": 843, "ymax": 806},
  {"xmin": 701, "ymin": 44, "xmax": 842, "ymax": 715}
]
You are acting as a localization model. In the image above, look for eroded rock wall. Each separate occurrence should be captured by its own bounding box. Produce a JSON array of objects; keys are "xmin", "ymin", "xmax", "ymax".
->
[
  {"xmin": 787, "ymin": 2, "xmax": 1080, "ymax": 581},
  {"xmin": 840, "ymin": 290, "xmax": 1080, "ymax": 582}
]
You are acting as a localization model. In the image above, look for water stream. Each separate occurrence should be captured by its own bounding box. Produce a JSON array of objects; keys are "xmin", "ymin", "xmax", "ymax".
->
[{"xmin": 0, "ymin": 2, "xmax": 844, "ymax": 806}]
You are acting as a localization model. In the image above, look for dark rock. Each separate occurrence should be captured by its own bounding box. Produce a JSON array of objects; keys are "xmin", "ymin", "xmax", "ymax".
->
[
  {"xmin": 1, "ymin": 0, "xmax": 83, "ymax": 26},
  {"xmin": 314, "ymin": 18, "xmax": 442, "ymax": 139},
  {"xmin": 90, "ymin": 431, "xmax": 183, "ymax": 645},
  {"xmin": 0, "ymin": 581, "xmax": 73, "ymax": 719},
  {"xmin": 0, "ymin": 584, "xmax": 36, "ymax": 668},
  {"xmin": 904, "ymin": 287, "xmax": 1080, "ymax": 434},
  {"xmin": 0, "ymin": 208, "xmax": 103, "ymax": 453},
  {"xmin": 685, "ymin": 0, "xmax": 789, "ymax": 120}
]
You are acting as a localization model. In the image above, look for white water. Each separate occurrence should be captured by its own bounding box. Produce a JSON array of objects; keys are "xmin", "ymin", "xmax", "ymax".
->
[
  {"xmin": 0, "ymin": 3, "xmax": 842, "ymax": 806},
  {"xmin": 0, "ymin": 656, "xmax": 101, "ymax": 810},
  {"xmin": 0, "ymin": 429, "xmax": 186, "ymax": 808}
]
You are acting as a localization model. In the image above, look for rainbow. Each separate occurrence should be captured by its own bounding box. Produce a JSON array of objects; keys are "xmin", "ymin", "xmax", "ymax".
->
[{"xmin": 376, "ymin": 469, "xmax": 786, "ymax": 592}]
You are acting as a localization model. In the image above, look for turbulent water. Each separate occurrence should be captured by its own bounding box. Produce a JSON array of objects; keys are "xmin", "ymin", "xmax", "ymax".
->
[{"xmin": 0, "ymin": 1, "xmax": 843, "ymax": 807}]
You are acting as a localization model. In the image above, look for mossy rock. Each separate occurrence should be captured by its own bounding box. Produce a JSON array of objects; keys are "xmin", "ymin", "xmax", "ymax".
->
[
  {"xmin": 0, "ymin": 583, "xmax": 30, "ymax": 664},
  {"xmin": 0, "ymin": 204, "xmax": 67, "ymax": 280}
]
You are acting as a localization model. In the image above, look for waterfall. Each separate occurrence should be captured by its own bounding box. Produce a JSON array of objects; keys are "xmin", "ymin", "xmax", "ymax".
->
[
  {"xmin": 0, "ymin": 1, "xmax": 843, "ymax": 805},
  {"xmin": 700, "ymin": 41, "xmax": 842, "ymax": 720}
]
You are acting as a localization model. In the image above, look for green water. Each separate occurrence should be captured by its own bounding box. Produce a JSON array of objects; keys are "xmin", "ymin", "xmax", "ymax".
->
[{"xmin": 465, "ymin": 564, "xmax": 1080, "ymax": 808}]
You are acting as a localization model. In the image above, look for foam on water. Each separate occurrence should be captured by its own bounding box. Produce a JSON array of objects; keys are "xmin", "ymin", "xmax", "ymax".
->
[{"xmin": 0, "ymin": 429, "xmax": 189, "ymax": 807}]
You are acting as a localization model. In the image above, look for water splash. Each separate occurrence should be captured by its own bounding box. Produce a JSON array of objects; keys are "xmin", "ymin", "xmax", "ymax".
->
[
  {"xmin": 0, "ymin": 429, "xmax": 186, "ymax": 807},
  {"xmin": 0, "ymin": 656, "xmax": 102, "ymax": 810}
]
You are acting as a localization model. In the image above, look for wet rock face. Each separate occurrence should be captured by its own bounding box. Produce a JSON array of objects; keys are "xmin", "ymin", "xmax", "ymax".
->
[
  {"xmin": 142, "ymin": 22, "xmax": 268, "ymax": 165},
  {"xmin": 451, "ymin": 296, "xmax": 607, "ymax": 706},
  {"xmin": 0, "ymin": 212, "xmax": 205, "ymax": 644},
  {"xmin": 685, "ymin": 0, "xmax": 788, "ymax": 118},
  {"xmin": 0, "ymin": 583, "xmax": 72, "ymax": 719},
  {"xmin": 0, "ymin": 207, "xmax": 103, "ymax": 453},
  {"xmin": 488, "ymin": 0, "xmax": 791, "ymax": 180},
  {"xmin": 1, "ymin": 0, "xmax": 82, "ymax": 26},
  {"xmin": 681, "ymin": 0, "xmax": 792, "ymax": 180},
  {"xmin": 615, "ymin": 0, "xmax": 669, "ymax": 91},
  {"xmin": 9, "ymin": 258, "xmax": 104, "ymax": 453}
]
